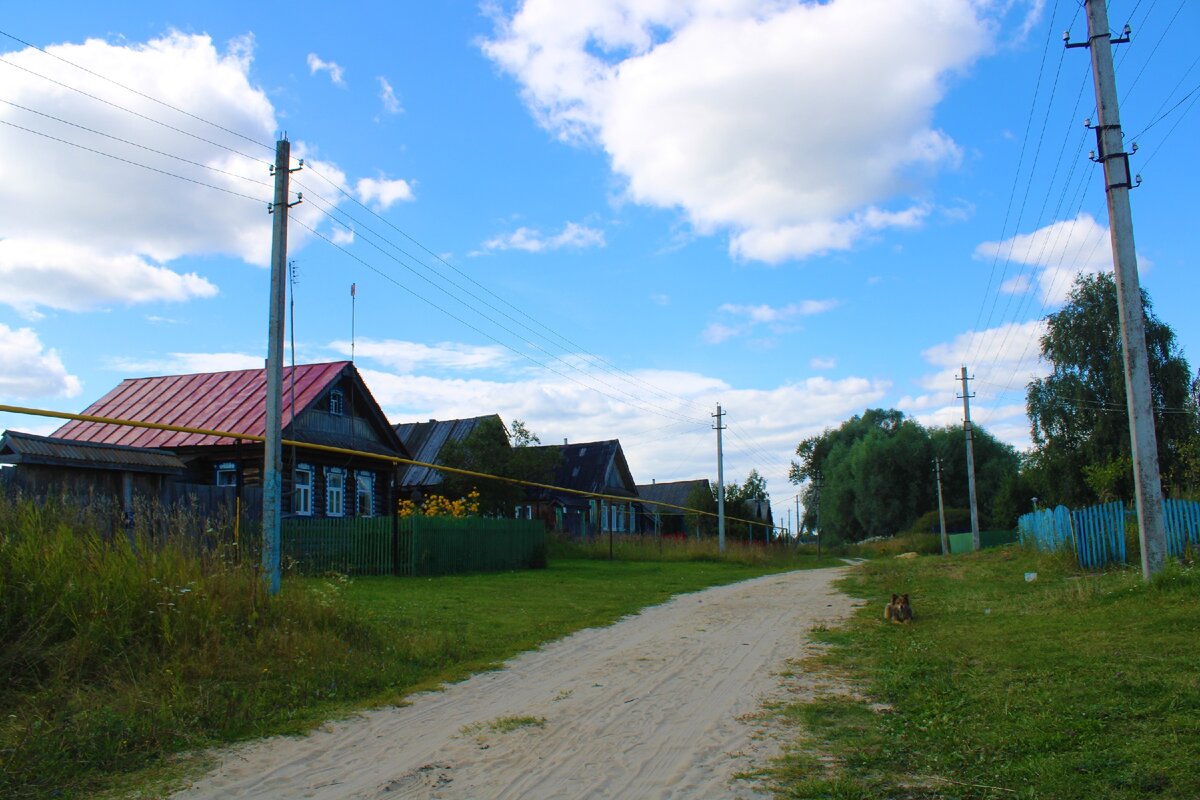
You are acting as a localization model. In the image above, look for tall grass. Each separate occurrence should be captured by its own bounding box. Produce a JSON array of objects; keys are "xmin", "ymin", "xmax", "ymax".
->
[
  {"xmin": 547, "ymin": 532, "xmax": 832, "ymax": 567},
  {"xmin": 0, "ymin": 494, "xmax": 377, "ymax": 799}
]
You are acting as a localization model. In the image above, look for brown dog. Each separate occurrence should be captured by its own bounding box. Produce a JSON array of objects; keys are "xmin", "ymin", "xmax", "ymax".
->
[{"xmin": 884, "ymin": 593, "xmax": 913, "ymax": 623}]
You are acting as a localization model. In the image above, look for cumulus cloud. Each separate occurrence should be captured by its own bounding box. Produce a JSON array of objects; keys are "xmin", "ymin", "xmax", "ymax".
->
[
  {"xmin": 482, "ymin": 221, "xmax": 606, "ymax": 253},
  {"xmin": 355, "ymin": 176, "xmax": 415, "ymax": 210},
  {"xmin": 0, "ymin": 33, "xmax": 372, "ymax": 313},
  {"xmin": 377, "ymin": 76, "xmax": 402, "ymax": 114},
  {"xmin": 307, "ymin": 53, "xmax": 346, "ymax": 86},
  {"xmin": 106, "ymin": 352, "xmax": 265, "ymax": 375},
  {"xmin": 703, "ymin": 299, "xmax": 837, "ymax": 343},
  {"xmin": 328, "ymin": 338, "xmax": 512, "ymax": 372},
  {"xmin": 810, "ymin": 357, "xmax": 836, "ymax": 370},
  {"xmin": 482, "ymin": 0, "xmax": 1003, "ymax": 262},
  {"xmin": 899, "ymin": 320, "xmax": 1049, "ymax": 449},
  {"xmin": 0, "ymin": 239, "xmax": 217, "ymax": 314},
  {"xmin": 0, "ymin": 324, "xmax": 82, "ymax": 398},
  {"xmin": 974, "ymin": 212, "xmax": 1114, "ymax": 305}
]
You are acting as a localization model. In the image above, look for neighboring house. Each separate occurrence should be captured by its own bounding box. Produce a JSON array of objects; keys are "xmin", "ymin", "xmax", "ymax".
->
[
  {"xmin": 0, "ymin": 430, "xmax": 187, "ymax": 510},
  {"xmin": 527, "ymin": 439, "xmax": 641, "ymax": 535},
  {"xmin": 739, "ymin": 497, "xmax": 776, "ymax": 543},
  {"xmin": 636, "ymin": 478, "xmax": 711, "ymax": 538},
  {"xmin": 45, "ymin": 361, "xmax": 409, "ymax": 519},
  {"xmin": 393, "ymin": 414, "xmax": 504, "ymax": 501}
]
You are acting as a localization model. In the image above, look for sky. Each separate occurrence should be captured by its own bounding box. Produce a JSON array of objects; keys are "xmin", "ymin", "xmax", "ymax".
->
[{"xmin": 1, "ymin": 0, "xmax": 1197, "ymax": 528}]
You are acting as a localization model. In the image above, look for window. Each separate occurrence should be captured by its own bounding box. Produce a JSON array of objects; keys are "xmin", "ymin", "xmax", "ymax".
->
[
  {"xmin": 329, "ymin": 389, "xmax": 345, "ymax": 416},
  {"xmin": 215, "ymin": 462, "xmax": 237, "ymax": 487},
  {"xmin": 294, "ymin": 465, "xmax": 313, "ymax": 516},
  {"xmin": 325, "ymin": 467, "xmax": 346, "ymax": 517},
  {"xmin": 355, "ymin": 471, "xmax": 375, "ymax": 517}
]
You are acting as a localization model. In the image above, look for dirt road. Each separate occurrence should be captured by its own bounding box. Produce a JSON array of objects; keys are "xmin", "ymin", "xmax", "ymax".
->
[{"xmin": 173, "ymin": 566, "xmax": 855, "ymax": 799}]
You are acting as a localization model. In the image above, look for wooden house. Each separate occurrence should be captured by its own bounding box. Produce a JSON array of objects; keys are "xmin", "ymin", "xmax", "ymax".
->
[
  {"xmin": 42, "ymin": 361, "xmax": 409, "ymax": 519},
  {"xmin": 394, "ymin": 414, "xmax": 505, "ymax": 502},
  {"xmin": 636, "ymin": 478, "xmax": 711, "ymax": 539},
  {"xmin": 527, "ymin": 439, "xmax": 641, "ymax": 535}
]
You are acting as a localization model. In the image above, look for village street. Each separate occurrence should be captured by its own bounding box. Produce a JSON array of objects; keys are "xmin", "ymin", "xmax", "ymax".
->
[{"xmin": 172, "ymin": 566, "xmax": 856, "ymax": 800}]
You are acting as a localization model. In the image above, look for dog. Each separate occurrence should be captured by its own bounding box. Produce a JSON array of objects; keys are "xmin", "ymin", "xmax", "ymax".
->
[{"xmin": 884, "ymin": 593, "xmax": 913, "ymax": 623}]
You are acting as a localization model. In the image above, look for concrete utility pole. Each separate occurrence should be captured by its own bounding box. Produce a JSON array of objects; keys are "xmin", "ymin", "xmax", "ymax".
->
[
  {"xmin": 1068, "ymin": 0, "xmax": 1167, "ymax": 579},
  {"xmin": 958, "ymin": 366, "xmax": 981, "ymax": 551},
  {"xmin": 713, "ymin": 404, "xmax": 726, "ymax": 553},
  {"xmin": 933, "ymin": 457, "xmax": 949, "ymax": 556},
  {"xmin": 795, "ymin": 494, "xmax": 800, "ymax": 546},
  {"xmin": 263, "ymin": 138, "xmax": 301, "ymax": 596}
]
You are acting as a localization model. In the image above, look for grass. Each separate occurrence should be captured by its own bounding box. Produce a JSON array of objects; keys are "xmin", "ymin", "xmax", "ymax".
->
[
  {"xmin": 770, "ymin": 545, "xmax": 1200, "ymax": 799},
  {"xmin": 0, "ymin": 496, "xmax": 809, "ymax": 799}
]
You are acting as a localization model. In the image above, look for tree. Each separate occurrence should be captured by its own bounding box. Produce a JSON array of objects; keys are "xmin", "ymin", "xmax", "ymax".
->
[
  {"xmin": 789, "ymin": 409, "xmax": 1019, "ymax": 541},
  {"xmin": 1026, "ymin": 271, "xmax": 1198, "ymax": 506},
  {"xmin": 436, "ymin": 418, "xmax": 560, "ymax": 516}
]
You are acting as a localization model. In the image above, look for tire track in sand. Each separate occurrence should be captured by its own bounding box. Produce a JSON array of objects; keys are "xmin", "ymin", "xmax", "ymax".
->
[{"xmin": 172, "ymin": 565, "xmax": 854, "ymax": 800}]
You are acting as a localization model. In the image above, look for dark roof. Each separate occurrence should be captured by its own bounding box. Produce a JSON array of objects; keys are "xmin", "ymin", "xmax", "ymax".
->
[
  {"xmin": 532, "ymin": 439, "xmax": 638, "ymax": 502},
  {"xmin": 394, "ymin": 414, "xmax": 503, "ymax": 487},
  {"xmin": 636, "ymin": 479, "xmax": 711, "ymax": 511},
  {"xmin": 0, "ymin": 430, "xmax": 187, "ymax": 474},
  {"xmin": 50, "ymin": 362, "xmax": 406, "ymax": 457}
]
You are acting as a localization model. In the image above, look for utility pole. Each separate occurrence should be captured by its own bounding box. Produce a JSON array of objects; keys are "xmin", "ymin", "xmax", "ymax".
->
[
  {"xmin": 958, "ymin": 366, "xmax": 981, "ymax": 551},
  {"xmin": 933, "ymin": 457, "xmax": 949, "ymax": 556},
  {"xmin": 814, "ymin": 475, "xmax": 822, "ymax": 560},
  {"xmin": 1068, "ymin": 0, "xmax": 1166, "ymax": 579},
  {"xmin": 713, "ymin": 404, "xmax": 726, "ymax": 553},
  {"xmin": 263, "ymin": 138, "xmax": 301, "ymax": 596},
  {"xmin": 795, "ymin": 493, "xmax": 801, "ymax": 548}
]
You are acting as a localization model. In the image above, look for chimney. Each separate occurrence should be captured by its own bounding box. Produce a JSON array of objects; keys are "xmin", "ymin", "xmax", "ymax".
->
[
  {"xmin": 563, "ymin": 438, "xmax": 568, "ymax": 445},
  {"xmin": 652, "ymin": 478, "xmax": 656, "ymax": 484}
]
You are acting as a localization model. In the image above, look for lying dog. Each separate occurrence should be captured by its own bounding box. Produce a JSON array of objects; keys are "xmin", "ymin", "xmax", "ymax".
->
[{"xmin": 884, "ymin": 593, "xmax": 913, "ymax": 623}]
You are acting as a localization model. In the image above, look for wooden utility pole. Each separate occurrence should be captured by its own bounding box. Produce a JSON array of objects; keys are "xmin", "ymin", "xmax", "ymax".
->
[
  {"xmin": 1069, "ymin": 0, "xmax": 1167, "ymax": 579},
  {"xmin": 958, "ymin": 366, "xmax": 981, "ymax": 551}
]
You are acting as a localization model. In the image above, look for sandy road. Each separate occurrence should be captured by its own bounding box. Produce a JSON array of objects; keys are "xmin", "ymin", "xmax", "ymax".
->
[{"xmin": 173, "ymin": 566, "xmax": 855, "ymax": 800}]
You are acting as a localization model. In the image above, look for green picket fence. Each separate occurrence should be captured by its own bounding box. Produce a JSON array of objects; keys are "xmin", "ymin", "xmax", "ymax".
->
[
  {"xmin": 281, "ymin": 515, "xmax": 546, "ymax": 576},
  {"xmin": 403, "ymin": 516, "xmax": 546, "ymax": 576},
  {"xmin": 948, "ymin": 529, "xmax": 1020, "ymax": 555}
]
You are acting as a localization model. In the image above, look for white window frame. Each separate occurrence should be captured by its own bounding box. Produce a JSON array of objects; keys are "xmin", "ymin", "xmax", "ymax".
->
[
  {"xmin": 329, "ymin": 388, "xmax": 345, "ymax": 416},
  {"xmin": 355, "ymin": 470, "xmax": 375, "ymax": 517},
  {"xmin": 294, "ymin": 464, "xmax": 313, "ymax": 516},
  {"xmin": 215, "ymin": 461, "xmax": 237, "ymax": 487},
  {"xmin": 325, "ymin": 467, "xmax": 346, "ymax": 517}
]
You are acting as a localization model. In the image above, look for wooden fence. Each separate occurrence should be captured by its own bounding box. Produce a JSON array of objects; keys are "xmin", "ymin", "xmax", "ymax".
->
[
  {"xmin": 1018, "ymin": 499, "xmax": 1200, "ymax": 569},
  {"xmin": 281, "ymin": 515, "xmax": 546, "ymax": 577}
]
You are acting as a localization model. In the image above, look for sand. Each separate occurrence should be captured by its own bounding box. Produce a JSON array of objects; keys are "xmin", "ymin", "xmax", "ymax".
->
[{"xmin": 172, "ymin": 565, "xmax": 855, "ymax": 799}]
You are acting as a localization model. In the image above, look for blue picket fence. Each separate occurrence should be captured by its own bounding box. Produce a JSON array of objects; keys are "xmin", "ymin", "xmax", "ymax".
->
[
  {"xmin": 1019, "ymin": 498, "xmax": 1200, "ymax": 569},
  {"xmin": 1164, "ymin": 498, "xmax": 1200, "ymax": 557}
]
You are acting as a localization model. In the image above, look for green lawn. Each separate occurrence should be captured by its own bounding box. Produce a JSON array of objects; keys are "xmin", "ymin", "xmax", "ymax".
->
[
  {"xmin": 770, "ymin": 547, "xmax": 1200, "ymax": 799},
  {"xmin": 3, "ymin": 534, "xmax": 811, "ymax": 800}
]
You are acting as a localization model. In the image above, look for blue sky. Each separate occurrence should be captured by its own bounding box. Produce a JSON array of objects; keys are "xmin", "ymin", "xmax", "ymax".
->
[{"xmin": 1, "ymin": 1, "xmax": 1197, "ymax": 527}]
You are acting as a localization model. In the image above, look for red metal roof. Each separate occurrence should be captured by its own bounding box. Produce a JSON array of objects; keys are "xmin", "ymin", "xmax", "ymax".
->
[{"xmin": 53, "ymin": 362, "xmax": 351, "ymax": 448}]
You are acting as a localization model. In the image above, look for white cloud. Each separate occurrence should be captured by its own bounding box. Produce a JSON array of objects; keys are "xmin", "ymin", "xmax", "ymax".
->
[
  {"xmin": 0, "ymin": 238, "xmax": 217, "ymax": 314},
  {"xmin": 902, "ymin": 320, "xmax": 1050, "ymax": 450},
  {"xmin": 810, "ymin": 357, "xmax": 836, "ymax": 370},
  {"xmin": 0, "ymin": 33, "xmax": 369, "ymax": 313},
  {"xmin": 307, "ymin": 53, "xmax": 346, "ymax": 86},
  {"xmin": 377, "ymin": 76, "xmax": 402, "ymax": 114},
  {"xmin": 974, "ymin": 212, "xmax": 1114, "ymax": 305},
  {"xmin": 0, "ymin": 324, "xmax": 82, "ymax": 399},
  {"xmin": 483, "ymin": 0, "xmax": 999, "ymax": 262},
  {"xmin": 482, "ymin": 221, "xmax": 606, "ymax": 253},
  {"xmin": 355, "ymin": 176, "xmax": 415, "ymax": 210},
  {"xmin": 650, "ymin": 293, "xmax": 670, "ymax": 306},
  {"xmin": 106, "ymin": 352, "xmax": 265, "ymax": 375},
  {"xmin": 330, "ymin": 338, "xmax": 512, "ymax": 372},
  {"xmin": 704, "ymin": 299, "xmax": 837, "ymax": 343}
]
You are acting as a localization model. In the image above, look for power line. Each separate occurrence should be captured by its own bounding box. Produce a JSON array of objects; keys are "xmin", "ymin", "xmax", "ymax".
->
[
  {"xmin": 0, "ymin": 28, "xmax": 274, "ymax": 156},
  {"xmin": 0, "ymin": 117, "xmax": 268, "ymax": 204}
]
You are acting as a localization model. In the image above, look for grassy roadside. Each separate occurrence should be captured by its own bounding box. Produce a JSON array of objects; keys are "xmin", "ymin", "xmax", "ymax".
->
[
  {"xmin": 1, "ymin": 497, "xmax": 822, "ymax": 800},
  {"xmin": 770, "ymin": 546, "xmax": 1200, "ymax": 799}
]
